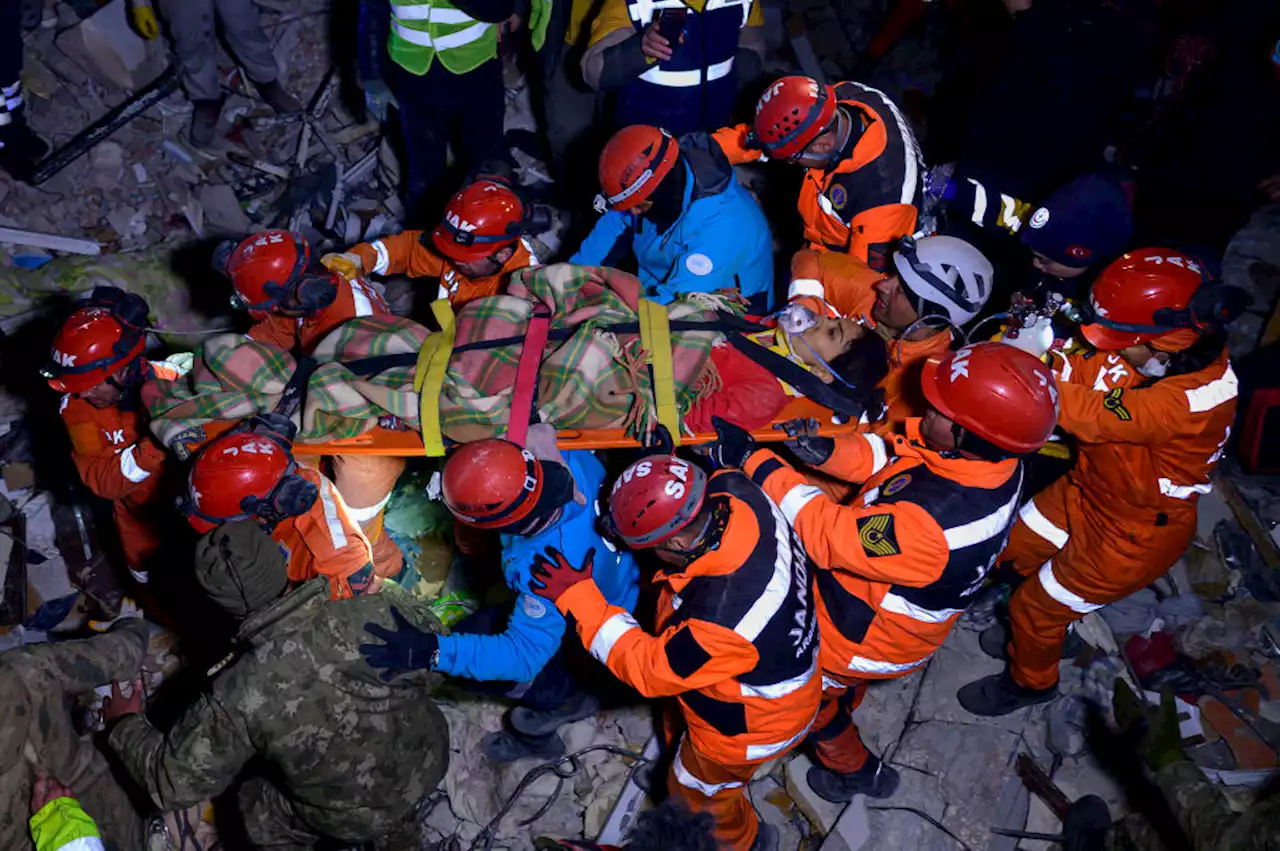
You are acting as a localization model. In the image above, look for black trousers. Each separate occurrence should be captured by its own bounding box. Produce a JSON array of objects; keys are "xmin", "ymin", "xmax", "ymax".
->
[
  {"xmin": 386, "ymin": 57, "xmax": 507, "ymax": 223},
  {"xmin": 2, "ymin": 0, "xmax": 23, "ymax": 88}
]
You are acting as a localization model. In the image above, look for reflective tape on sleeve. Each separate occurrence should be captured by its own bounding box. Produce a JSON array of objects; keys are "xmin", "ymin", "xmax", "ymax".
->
[
  {"xmin": 778, "ymin": 484, "xmax": 822, "ymax": 525},
  {"xmin": 589, "ymin": 612, "xmax": 640, "ymax": 663},
  {"xmin": 371, "ymin": 240, "xmax": 391, "ymax": 275},
  {"xmin": 118, "ymin": 445, "xmax": 152, "ymax": 484}
]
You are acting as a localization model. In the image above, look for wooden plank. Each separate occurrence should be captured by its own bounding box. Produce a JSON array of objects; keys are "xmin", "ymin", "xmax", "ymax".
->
[
  {"xmin": 1216, "ymin": 475, "xmax": 1280, "ymax": 569},
  {"xmin": 0, "ymin": 227, "xmax": 101, "ymax": 255}
]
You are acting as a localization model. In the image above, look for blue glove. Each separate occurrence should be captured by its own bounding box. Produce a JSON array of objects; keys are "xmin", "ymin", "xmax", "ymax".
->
[{"xmin": 361, "ymin": 607, "xmax": 438, "ymax": 681}]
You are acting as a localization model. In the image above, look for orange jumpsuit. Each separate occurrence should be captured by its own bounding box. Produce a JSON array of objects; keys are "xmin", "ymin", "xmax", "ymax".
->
[
  {"xmin": 60, "ymin": 362, "xmax": 181, "ymax": 582},
  {"xmin": 273, "ymin": 466, "xmax": 380, "ymax": 599},
  {"xmin": 716, "ymin": 81, "xmax": 923, "ymax": 273},
  {"xmin": 349, "ymin": 231, "xmax": 538, "ymax": 308},
  {"xmin": 1003, "ymin": 349, "xmax": 1238, "ymax": 690},
  {"xmin": 554, "ymin": 470, "xmax": 820, "ymax": 850},
  {"xmin": 247, "ymin": 275, "xmax": 390, "ymax": 354},
  {"xmin": 744, "ymin": 420, "xmax": 1024, "ymax": 772}
]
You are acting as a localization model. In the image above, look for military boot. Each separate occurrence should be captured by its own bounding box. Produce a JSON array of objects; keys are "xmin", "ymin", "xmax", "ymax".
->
[
  {"xmin": 189, "ymin": 98, "xmax": 224, "ymax": 147},
  {"xmin": 807, "ymin": 753, "xmax": 900, "ymax": 803},
  {"xmin": 958, "ymin": 670, "xmax": 1058, "ymax": 717},
  {"xmin": 0, "ymin": 83, "xmax": 50, "ymax": 183},
  {"xmin": 509, "ymin": 692, "xmax": 600, "ymax": 737},
  {"xmin": 480, "ymin": 728, "xmax": 566, "ymax": 763},
  {"xmin": 257, "ymin": 80, "xmax": 302, "ymax": 115}
]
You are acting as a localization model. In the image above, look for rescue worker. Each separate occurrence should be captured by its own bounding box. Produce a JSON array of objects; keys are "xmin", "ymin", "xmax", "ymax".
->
[
  {"xmin": 581, "ymin": 0, "xmax": 765, "ymax": 135},
  {"xmin": 525, "ymin": 451, "xmax": 821, "ymax": 851},
  {"xmin": 360, "ymin": 435, "xmax": 640, "ymax": 763},
  {"xmin": 720, "ymin": 341, "xmax": 1058, "ymax": 802},
  {"xmin": 959, "ymin": 249, "xmax": 1243, "ymax": 716},
  {"xmin": 571, "ymin": 124, "xmax": 774, "ymax": 312},
  {"xmin": 714, "ymin": 75, "xmax": 924, "ymax": 274},
  {"xmin": 179, "ymin": 415, "xmax": 392, "ymax": 598},
  {"xmin": 107, "ymin": 521, "xmax": 449, "ymax": 849},
  {"xmin": 214, "ymin": 230, "xmax": 404, "ymax": 569},
  {"xmin": 213, "ymin": 229, "xmax": 392, "ymax": 355},
  {"xmin": 43, "ymin": 288, "xmax": 181, "ymax": 586},
  {"xmin": 0, "ymin": 618, "xmax": 150, "ymax": 851},
  {"xmin": 26, "ymin": 775, "xmax": 108, "ymax": 851},
  {"xmin": 871, "ymin": 235, "xmax": 995, "ymax": 431},
  {"xmin": 324, "ymin": 176, "xmax": 540, "ymax": 309},
  {"xmin": 357, "ymin": 0, "xmax": 551, "ymax": 219}
]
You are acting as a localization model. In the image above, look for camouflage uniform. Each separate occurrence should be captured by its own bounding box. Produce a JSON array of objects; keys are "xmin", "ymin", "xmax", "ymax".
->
[
  {"xmin": 0, "ymin": 620, "xmax": 149, "ymax": 851},
  {"xmin": 109, "ymin": 578, "xmax": 449, "ymax": 849},
  {"xmin": 1107, "ymin": 760, "xmax": 1280, "ymax": 851}
]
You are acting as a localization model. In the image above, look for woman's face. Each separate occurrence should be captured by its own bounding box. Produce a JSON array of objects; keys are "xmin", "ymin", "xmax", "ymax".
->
[{"xmin": 795, "ymin": 315, "xmax": 865, "ymax": 378}]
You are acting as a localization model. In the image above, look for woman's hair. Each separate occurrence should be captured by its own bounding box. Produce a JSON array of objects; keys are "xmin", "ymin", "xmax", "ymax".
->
[
  {"xmin": 826, "ymin": 331, "xmax": 889, "ymax": 416},
  {"xmin": 1152, "ymin": 331, "xmax": 1228, "ymax": 383}
]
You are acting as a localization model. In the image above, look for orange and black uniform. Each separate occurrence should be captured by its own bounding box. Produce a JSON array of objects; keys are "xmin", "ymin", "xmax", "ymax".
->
[
  {"xmin": 717, "ymin": 81, "xmax": 923, "ymax": 272},
  {"xmin": 349, "ymin": 231, "xmax": 538, "ymax": 308},
  {"xmin": 1002, "ymin": 349, "xmax": 1237, "ymax": 690},
  {"xmin": 60, "ymin": 361, "xmax": 181, "ymax": 580},
  {"xmin": 553, "ymin": 470, "xmax": 820, "ymax": 851},
  {"xmin": 743, "ymin": 420, "xmax": 1023, "ymax": 772},
  {"xmin": 878, "ymin": 332, "xmax": 953, "ymax": 435},
  {"xmin": 272, "ymin": 465, "xmax": 380, "ymax": 600},
  {"xmin": 247, "ymin": 276, "xmax": 391, "ymax": 354}
]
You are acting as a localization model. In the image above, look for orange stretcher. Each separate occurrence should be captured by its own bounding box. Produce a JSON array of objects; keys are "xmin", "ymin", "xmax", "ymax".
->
[{"xmin": 197, "ymin": 396, "xmax": 861, "ymax": 456}]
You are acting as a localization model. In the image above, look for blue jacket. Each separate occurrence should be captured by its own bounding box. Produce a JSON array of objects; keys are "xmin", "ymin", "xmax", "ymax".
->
[
  {"xmin": 434, "ymin": 451, "xmax": 639, "ymax": 683},
  {"xmin": 571, "ymin": 133, "xmax": 774, "ymax": 309}
]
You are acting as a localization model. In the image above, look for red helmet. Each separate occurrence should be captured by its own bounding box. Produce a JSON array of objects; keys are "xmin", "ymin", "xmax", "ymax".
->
[
  {"xmin": 442, "ymin": 439, "xmax": 546, "ymax": 529},
  {"xmin": 752, "ymin": 75, "xmax": 837, "ymax": 160},
  {"xmin": 1080, "ymin": 248, "xmax": 1209, "ymax": 351},
  {"xmin": 181, "ymin": 420, "xmax": 315, "ymax": 534},
  {"xmin": 608, "ymin": 455, "xmax": 707, "ymax": 549},
  {"xmin": 214, "ymin": 230, "xmax": 337, "ymax": 317},
  {"xmin": 44, "ymin": 306, "xmax": 146, "ymax": 394},
  {"xmin": 432, "ymin": 179, "xmax": 525, "ymax": 263},
  {"xmin": 598, "ymin": 125, "xmax": 680, "ymax": 212},
  {"xmin": 920, "ymin": 342, "xmax": 1059, "ymax": 455}
]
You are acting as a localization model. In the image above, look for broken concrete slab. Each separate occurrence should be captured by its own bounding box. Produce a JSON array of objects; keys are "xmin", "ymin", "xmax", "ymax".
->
[
  {"xmin": 821, "ymin": 794, "xmax": 869, "ymax": 851},
  {"xmin": 785, "ymin": 754, "xmax": 845, "ymax": 834},
  {"xmin": 0, "ymin": 226, "xmax": 101, "ymax": 256},
  {"xmin": 54, "ymin": 0, "xmax": 167, "ymax": 92},
  {"xmin": 198, "ymin": 184, "xmax": 253, "ymax": 235}
]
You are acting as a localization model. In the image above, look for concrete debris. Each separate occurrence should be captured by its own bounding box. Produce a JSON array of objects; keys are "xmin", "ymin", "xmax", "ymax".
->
[
  {"xmin": 199, "ymin": 184, "xmax": 254, "ymax": 234},
  {"xmin": 53, "ymin": 0, "xmax": 167, "ymax": 92}
]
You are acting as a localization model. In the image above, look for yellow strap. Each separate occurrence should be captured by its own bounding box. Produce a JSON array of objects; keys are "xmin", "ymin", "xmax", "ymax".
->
[
  {"xmin": 414, "ymin": 299, "xmax": 456, "ymax": 457},
  {"xmin": 637, "ymin": 298, "xmax": 681, "ymax": 446}
]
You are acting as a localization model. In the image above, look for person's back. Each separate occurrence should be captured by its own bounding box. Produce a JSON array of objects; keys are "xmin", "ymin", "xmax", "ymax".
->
[
  {"xmin": 109, "ymin": 525, "xmax": 448, "ymax": 847},
  {"xmin": 215, "ymin": 579, "xmax": 447, "ymax": 838}
]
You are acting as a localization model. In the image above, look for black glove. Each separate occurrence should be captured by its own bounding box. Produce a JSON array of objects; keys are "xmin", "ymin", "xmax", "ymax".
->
[
  {"xmin": 361, "ymin": 607, "xmax": 439, "ymax": 681},
  {"xmin": 703, "ymin": 416, "xmax": 756, "ymax": 469},
  {"xmin": 644, "ymin": 424, "xmax": 675, "ymax": 455},
  {"xmin": 775, "ymin": 417, "xmax": 835, "ymax": 466}
]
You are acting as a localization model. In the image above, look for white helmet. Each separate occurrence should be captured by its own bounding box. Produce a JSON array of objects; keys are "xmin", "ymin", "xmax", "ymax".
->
[{"xmin": 892, "ymin": 235, "xmax": 994, "ymax": 326}]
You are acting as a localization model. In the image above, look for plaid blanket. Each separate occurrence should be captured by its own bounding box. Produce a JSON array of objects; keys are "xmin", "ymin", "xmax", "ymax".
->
[{"xmin": 147, "ymin": 264, "xmax": 743, "ymax": 454}]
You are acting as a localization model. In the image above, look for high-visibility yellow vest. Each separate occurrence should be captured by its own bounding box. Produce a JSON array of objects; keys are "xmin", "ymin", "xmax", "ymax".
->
[{"xmin": 388, "ymin": 0, "xmax": 551, "ymax": 76}]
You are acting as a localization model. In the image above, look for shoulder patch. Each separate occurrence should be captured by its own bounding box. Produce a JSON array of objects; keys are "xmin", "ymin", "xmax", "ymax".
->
[
  {"xmin": 828, "ymin": 184, "xmax": 848, "ymax": 210},
  {"xmin": 1103, "ymin": 387, "xmax": 1132, "ymax": 421},
  {"xmin": 685, "ymin": 253, "xmax": 714, "ymax": 276},
  {"xmin": 882, "ymin": 473, "xmax": 911, "ymax": 497},
  {"xmin": 522, "ymin": 595, "xmax": 548, "ymax": 620},
  {"xmin": 857, "ymin": 513, "xmax": 900, "ymax": 557}
]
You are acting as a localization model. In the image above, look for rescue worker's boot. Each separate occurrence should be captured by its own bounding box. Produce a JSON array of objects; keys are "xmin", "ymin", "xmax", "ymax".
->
[
  {"xmin": 256, "ymin": 80, "xmax": 303, "ymax": 115},
  {"xmin": 509, "ymin": 692, "xmax": 601, "ymax": 737},
  {"xmin": 957, "ymin": 670, "xmax": 1058, "ymax": 717},
  {"xmin": 807, "ymin": 753, "xmax": 900, "ymax": 803},
  {"xmin": 480, "ymin": 728, "xmax": 566, "ymax": 763},
  {"xmin": 189, "ymin": 98, "xmax": 225, "ymax": 148},
  {"xmin": 481, "ymin": 693, "xmax": 600, "ymax": 763},
  {"xmin": 979, "ymin": 623, "xmax": 1085, "ymax": 661}
]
